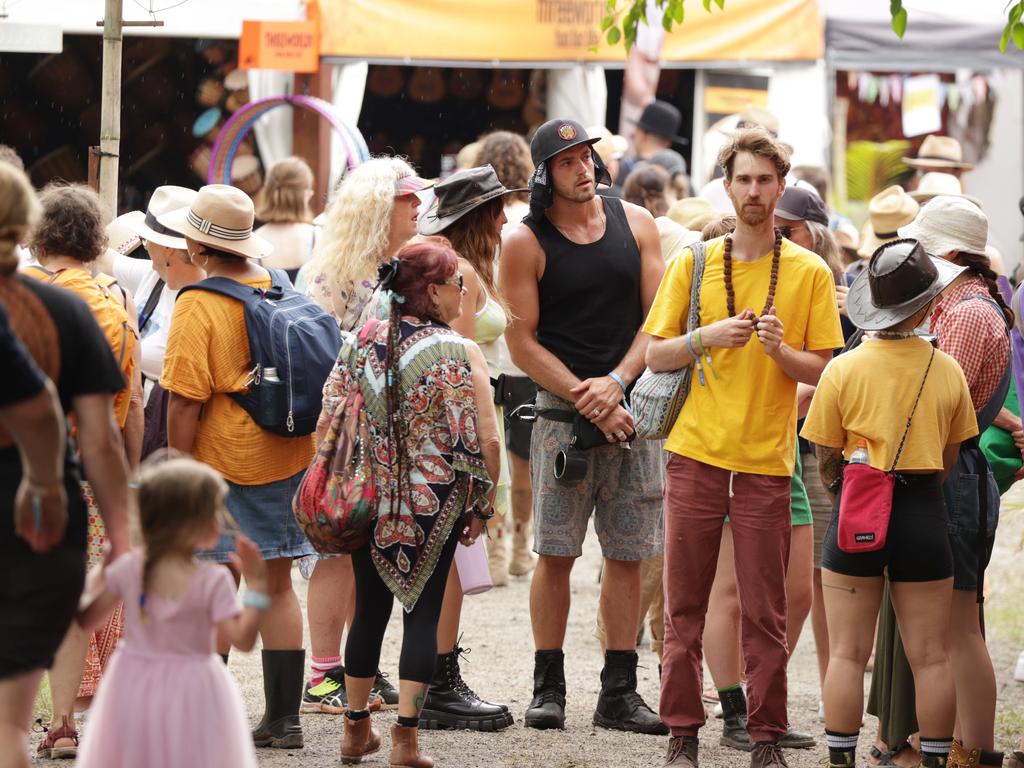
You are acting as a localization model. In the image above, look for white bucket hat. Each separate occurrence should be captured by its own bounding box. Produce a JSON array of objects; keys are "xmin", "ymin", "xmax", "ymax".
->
[
  {"xmin": 158, "ymin": 184, "xmax": 272, "ymax": 261},
  {"xmin": 899, "ymin": 194, "xmax": 988, "ymax": 257},
  {"xmin": 120, "ymin": 185, "xmax": 197, "ymax": 250}
]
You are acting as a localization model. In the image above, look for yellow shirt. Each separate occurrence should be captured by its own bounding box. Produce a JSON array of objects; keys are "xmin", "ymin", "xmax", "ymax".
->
[
  {"xmin": 643, "ymin": 237, "xmax": 843, "ymax": 476},
  {"xmin": 801, "ymin": 337, "xmax": 978, "ymax": 471},
  {"xmin": 160, "ymin": 276, "xmax": 314, "ymax": 485}
]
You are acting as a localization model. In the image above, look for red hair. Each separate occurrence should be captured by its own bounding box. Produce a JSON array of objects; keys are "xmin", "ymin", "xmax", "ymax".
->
[{"xmin": 393, "ymin": 237, "xmax": 458, "ymax": 318}]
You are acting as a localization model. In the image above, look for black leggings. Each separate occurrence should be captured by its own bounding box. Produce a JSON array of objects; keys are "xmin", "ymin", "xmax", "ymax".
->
[{"xmin": 344, "ymin": 525, "xmax": 459, "ymax": 683}]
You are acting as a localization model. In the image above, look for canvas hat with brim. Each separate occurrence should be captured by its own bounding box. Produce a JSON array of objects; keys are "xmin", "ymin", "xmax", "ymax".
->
[
  {"xmin": 902, "ymin": 134, "xmax": 973, "ymax": 171},
  {"xmin": 857, "ymin": 185, "xmax": 920, "ymax": 259},
  {"xmin": 899, "ymin": 194, "xmax": 988, "ymax": 257},
  {"xmin": 120, "ymin": 185, "xmax": 197, "ymax": 250},
  {"xmin": 847, "ymin": 238, "xmax": 966, "ymax": 331},
  {"xmin": 632, "ymin": 100, "xmax": 688, "ymax": 145},
  {"xmin": 655, "ymin": 216, "xmax": 700, "ymax": 264},
  {"xmin": 909, "ymin": 172, "xmax": 981, "ymax": 208},
  {"xmin": 668, "ymin": 197, "xmax": 717, "ymax": 231},
  {"xmin": 106, "ymin": 213, "xmax": 144, "ymax": 257},
  {"xmin": 418, "ymin": 165, "xmax": 527, "ymax": 236},
  {"xmin": 158, "ymin": 184, "xmax": 271, "ymax": 261}
]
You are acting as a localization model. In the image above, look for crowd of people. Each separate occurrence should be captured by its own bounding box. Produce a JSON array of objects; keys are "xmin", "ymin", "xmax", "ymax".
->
[{"xmin": 1, "ymin": 95, "xmax": 1023, "ymax": 768}]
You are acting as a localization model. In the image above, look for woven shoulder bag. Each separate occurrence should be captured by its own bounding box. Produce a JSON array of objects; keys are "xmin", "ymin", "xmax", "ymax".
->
[{"xmin": 633, "ymin": 240, "xmax": 707, "ymax": 440}]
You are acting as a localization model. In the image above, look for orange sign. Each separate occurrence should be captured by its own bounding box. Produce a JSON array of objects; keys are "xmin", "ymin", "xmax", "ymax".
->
[{"xmin": 239, "ymin": 20, "xmax": 320, "ymax": 73}]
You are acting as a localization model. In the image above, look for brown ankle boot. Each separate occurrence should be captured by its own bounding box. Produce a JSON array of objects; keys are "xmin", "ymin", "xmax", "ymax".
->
[
  {"xmin": 946, "ymin": 740, "xmax": 1003, "ymax": 767},
  {"xmin": 340, "ymin": 714, "xmax": 381, "ymax": 764},
  {"xmin": 389, "ymin": 724, "xmax": 434, "ymax": 768},
  {"xmin": 485, "ymin": 516, "xmax": 509, "ymax": 587},
  {"xmin": 508, "ymin": 520, "xmax": 536, "ymax": 576}
]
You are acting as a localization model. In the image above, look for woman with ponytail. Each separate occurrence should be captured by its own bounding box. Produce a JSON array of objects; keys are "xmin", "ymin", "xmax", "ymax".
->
[
  {"xmin": 621, "ymin": 163, "xmax": 674, "ymax": 218},
  {"xmin": 319, "ymin": 239, "xmax": 500, "ymax": 767}
]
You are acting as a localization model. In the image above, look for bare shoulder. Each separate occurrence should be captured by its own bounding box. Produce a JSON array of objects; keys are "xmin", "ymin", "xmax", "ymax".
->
[
  {"xmin": 619, "ymin": 199, "xmax": 659, "ymax": 237},
  {"xmin": 460, "ymin": 336, "xmax": 488, "ymax": 369},
  {"xmin": 502, "ymin": 220, "xmax": 542, "ymax": 259}
]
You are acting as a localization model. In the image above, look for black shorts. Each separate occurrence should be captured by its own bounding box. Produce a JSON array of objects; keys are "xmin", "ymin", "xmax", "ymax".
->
[
  {"xmin": 822, "ymin": 473, "xmax": 953, "ymax": 583},
  {"xmin": 497, "ymin": 375, "xmax": 537, "ymax": 460},
  {"xmin": 0, "ymin": 542, "xmax": 86, "ymax": 679}
]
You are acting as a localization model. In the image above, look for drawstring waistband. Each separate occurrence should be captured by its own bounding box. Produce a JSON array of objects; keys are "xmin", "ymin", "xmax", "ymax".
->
[{"xmin": 728, "ymin": 471, "xmax": 736, "ymax": 499}]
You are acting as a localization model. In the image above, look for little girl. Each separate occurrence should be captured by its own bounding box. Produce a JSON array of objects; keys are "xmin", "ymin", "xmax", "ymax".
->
[{"xmin": 75, "ymin": 457, "xmax": 270, "ymax": 768}]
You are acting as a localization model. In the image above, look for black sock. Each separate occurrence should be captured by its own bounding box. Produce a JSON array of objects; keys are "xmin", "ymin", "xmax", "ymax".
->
[
  {"xmin": 397, "ymin": 715, "xmax": 419, "ymax": 728},
  {"xmin": 345, "ymin": 708, "xmax": 369, "ymax": 721},
  {"xmin": 825, "ymin": 730, "xmax": 858, "ymax": 765},
  {"xmin": 219, "ymin": 653, "xmax": 229, "ymax": 665},
  {"xmin": 718, "ymin": 684, "xmax": 747, "ymax": 719}
]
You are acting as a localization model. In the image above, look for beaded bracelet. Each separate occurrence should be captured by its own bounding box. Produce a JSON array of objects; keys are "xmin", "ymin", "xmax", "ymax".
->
[{"xmin": 243, "ymin": 591, "xmax": 271, "ymax": 611}]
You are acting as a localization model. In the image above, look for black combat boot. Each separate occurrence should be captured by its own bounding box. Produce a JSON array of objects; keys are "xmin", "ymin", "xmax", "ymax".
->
[
  {"xmin": 418, "ymin": 647, "xmax": 513, "ymax": 731},
  {"xmin": 592, "ymin": 650, "xmax": 668, "ymax": 735},
  {"xmin": 524, "ymin": 649, "xmax": 567, "ymax": 730}
]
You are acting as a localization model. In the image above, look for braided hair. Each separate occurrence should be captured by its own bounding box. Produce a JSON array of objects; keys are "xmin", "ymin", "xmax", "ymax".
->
[{"xmin": 955, "ymin": 251, "xmax": 1014, "ymax": 330}]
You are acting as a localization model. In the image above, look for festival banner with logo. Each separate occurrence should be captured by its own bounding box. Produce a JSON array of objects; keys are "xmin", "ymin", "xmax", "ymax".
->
[{"xmin": 314, "ymin": 0, "xmax": 822, "ymax": 63}]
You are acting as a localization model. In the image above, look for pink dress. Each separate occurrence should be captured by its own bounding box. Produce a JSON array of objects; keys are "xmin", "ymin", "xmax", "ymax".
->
[{"xmin": 75, "ymin": 551, "xmax": 258, "ymax": 768}]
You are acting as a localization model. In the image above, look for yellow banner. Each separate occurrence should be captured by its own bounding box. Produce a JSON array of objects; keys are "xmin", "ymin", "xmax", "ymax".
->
[{"xmin": 316, "ymin": 0, "xmax": 822, "ymax": 63}]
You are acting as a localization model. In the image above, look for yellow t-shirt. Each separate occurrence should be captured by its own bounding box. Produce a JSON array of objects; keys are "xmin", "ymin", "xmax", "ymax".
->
[
  {"xmin": 160, "ymin": 276, "xmax": 314, "ymax": 485},
  {"xmin": 643, "ymin": 236, "xmax": 843, "ymax": 476},
  {"xmin": 801, "ymin": 337, "xmax": 978, "ymax": 471}
]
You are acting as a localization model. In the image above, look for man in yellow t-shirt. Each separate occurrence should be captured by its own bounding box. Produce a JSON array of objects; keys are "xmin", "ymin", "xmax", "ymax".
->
[{"xmin": 644, "ymin": 129, "xmax": 843, "ymax": 768}]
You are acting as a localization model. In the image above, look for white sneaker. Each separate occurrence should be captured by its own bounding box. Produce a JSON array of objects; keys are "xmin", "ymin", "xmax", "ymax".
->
[
  {"xmin": 1015, "ymin": 650, "xmax": 1024, "ymax": 682},
  {"xmin": 713, "ymin": 702, "xmax": 723, "ymax": 719}
]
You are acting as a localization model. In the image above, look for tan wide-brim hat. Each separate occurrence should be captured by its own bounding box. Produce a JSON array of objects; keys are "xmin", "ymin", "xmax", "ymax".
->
[
  {"xmin": 655, "ymin": 216, "xmax": 701, "ymax": 265},
  {"xmin": 158, "ymin": 184, "xmax": 272, "ymax": 261},
  {"xmin": 120, "ymin": 185, "xmax": 197, "ymax": 250},
  {"xmin": 902, "ymin": 134, "xmax": 973, "ymax": 171},
  {"xmin": 667, "ymin": 197, "xmax": 717, "ymax": 231},
  {"xmin": 857, "ymin": 185, "xmax": 920, "ymax": 259},
  {"xmin": 909, "ymin": 172, "xmax": 982, "ymax": 208},
  {"xmin": 105, "ymin": 212, "xmax": 143, "ymax": 256}
]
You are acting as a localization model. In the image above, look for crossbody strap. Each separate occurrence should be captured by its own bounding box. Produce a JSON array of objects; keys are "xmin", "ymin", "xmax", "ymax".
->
[
  {"xmin": 888, "ymin": 345, "xmax": 936, "ymax": 473},
  {"xmin": 685, "ymin": 241, "xmax": 707, "ymax": 334}
]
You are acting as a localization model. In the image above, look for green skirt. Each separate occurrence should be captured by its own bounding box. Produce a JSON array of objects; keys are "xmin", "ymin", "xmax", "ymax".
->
[{"xmin": 866, "ymin": 584, "xmax": 917, "ymax": 747}]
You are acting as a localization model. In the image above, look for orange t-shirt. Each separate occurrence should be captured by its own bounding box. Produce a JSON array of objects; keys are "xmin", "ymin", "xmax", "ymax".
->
[{"xmin": 160, "ymin": 276, "xmax": 314, "ymax": 485}]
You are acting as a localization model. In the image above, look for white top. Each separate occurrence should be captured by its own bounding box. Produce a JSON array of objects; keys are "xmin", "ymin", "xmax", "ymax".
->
[{"xmin": 112, "ymin": 254, "xmax": 177, "ymax": 402}]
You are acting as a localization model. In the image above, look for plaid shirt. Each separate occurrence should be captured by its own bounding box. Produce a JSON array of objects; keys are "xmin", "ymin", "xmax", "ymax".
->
[{"xmin": 929, "ymin": 275, "xmax": 1010, "ymax": 410}]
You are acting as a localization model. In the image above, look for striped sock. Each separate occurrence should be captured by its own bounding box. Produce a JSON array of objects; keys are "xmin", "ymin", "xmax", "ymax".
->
[
  {"xmin": 825, "ymin": 730, "xmax": 858, "ymax": 766},
  {"xmin": 919, "ymin": 736, "xmax": 953, "ymax": 766},
  {"xmin": 310, "ymin": 655, "xmax": 342, "ymax": 686}
]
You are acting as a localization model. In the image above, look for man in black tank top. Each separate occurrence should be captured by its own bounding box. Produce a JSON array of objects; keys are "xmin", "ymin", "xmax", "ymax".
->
[{"xmin": 500, "ymin": 119, "xmax": 667, "ymax": 735}]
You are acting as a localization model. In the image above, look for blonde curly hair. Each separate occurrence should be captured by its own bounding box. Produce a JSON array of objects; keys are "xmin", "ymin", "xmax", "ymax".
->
[
  {"xmin": 0, "ymin": 163, "xmax": 40, "ymax": 275},
  {"xmin": 307, "ymin": 156, "xmax": 416, "ymax": 291}
]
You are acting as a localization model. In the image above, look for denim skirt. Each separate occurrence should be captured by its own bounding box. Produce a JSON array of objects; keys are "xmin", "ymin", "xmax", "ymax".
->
[{"xmin": 201, "ymin": 468, "xmax": 314, "ymax": 563}]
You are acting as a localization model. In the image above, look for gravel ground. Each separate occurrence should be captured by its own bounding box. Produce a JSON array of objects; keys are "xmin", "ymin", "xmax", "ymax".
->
[{"xmin": 34, "ymin": 489, "xmax": 1024, "ymax": 768}]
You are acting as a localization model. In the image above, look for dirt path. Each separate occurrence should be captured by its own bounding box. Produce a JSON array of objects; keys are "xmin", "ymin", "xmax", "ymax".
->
[{"xmin": 34, "ymin": 489, "xmax": 1024, "ymax": 767}]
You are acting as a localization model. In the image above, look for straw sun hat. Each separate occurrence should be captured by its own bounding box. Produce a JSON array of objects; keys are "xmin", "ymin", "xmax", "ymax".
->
[
  {"xmin": 120, "ymin": 185, "xmax": 197, "ymax": 250},
  {"xmin": 909, "ymin": 172, "xmax": 981, "ymax": 208},
  {"xmin": 858, "ymin": 186, "xmax": 919, "ymax": 259},
  {"xmin": 158, "ymin": 184, "xmax": 271, "ymax": 261},
  {"xmin": 902, "ymin": 135, "xmax": 973, "ymax": 171}
]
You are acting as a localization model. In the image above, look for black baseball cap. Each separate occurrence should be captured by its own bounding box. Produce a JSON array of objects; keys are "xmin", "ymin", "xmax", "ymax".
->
[
  {"xmin": 775, "ymin": 186, "xmax": 829, "ymax": 227},
  {"xmin": 530, "ymin": 119, "xmax": 601, "ymax": 167}
]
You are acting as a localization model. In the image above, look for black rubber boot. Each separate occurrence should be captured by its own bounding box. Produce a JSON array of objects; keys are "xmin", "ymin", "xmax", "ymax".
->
[
  {"xmin": 418, "ymin": 647, "xmax": 513, "ymax": 732},
  {"xmin": 524, "ymin": 649, "xmax": 567, "ymax": 730},
  {"xmin": 252, "ymin": 649, "xmax": 305, "ymax": 749},
  {"xmin": 592, "ymin": 650, "xmax": 668, "ymax": 735},
  {"xmin": 719, "ymin": 687, "xmax": 751, "ymax": 751}
]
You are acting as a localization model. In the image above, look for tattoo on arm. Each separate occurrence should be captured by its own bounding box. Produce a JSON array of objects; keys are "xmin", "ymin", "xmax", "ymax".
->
[{"xmin": 816, "ymin": 446, "xmax": 843, "ymax": 496}]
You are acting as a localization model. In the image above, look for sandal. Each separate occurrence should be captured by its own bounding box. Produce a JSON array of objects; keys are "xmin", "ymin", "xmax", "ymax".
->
[
  {"xmin": 37, "ymin": 715, "xmax": 79, "ymax": 759},
  {"xmin": 867, "ymin": 741, "xmax": 910, "ymax": 766}
]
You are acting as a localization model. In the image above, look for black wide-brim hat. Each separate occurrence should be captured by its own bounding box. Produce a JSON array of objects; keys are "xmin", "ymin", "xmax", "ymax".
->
[
  {"xmin": 633, "ymin": 99, "xmax": 689, "ymax": 146},
  {"xmin": 418, "ymin": 164, "xmax": 527, "ymax": 236},
  {"xmin": 847, "ymin": 238, "xmax": 965, "ymax": 331}
]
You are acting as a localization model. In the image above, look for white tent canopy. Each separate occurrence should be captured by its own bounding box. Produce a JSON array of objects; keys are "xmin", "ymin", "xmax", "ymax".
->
[{"xmin": 825, "ymin": 0, "xmax": 1021, "ymax": 71}]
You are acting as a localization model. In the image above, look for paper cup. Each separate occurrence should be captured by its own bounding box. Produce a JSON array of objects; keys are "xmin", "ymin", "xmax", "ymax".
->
[{"xmin": 454, "ymin": 536, "xmax": 493, "ymax": 596}]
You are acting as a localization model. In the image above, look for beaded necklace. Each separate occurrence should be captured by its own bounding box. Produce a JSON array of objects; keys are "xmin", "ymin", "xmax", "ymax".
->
[{"xmin": 722, "ymin": 229, "xmax": 782, "ymax": 318}]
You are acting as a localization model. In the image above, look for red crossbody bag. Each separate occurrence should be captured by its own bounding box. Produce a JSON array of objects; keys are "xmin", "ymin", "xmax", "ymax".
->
[{"xmin": 838, "ymin": 346, "xmax": 935, "ymax": 554}]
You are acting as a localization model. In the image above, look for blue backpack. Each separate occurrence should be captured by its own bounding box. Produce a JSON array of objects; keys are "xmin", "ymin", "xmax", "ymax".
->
[{"xmin": 179, "ymin": 269, "xmax": 341, "ymax": 437}]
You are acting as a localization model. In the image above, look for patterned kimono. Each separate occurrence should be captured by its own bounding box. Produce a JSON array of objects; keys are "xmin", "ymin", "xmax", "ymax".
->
[{"xmin": 323, "ymin": 316, "xmax": 492, "ymax": 611}]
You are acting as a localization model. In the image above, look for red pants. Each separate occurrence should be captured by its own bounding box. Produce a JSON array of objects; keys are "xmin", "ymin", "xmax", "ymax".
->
[{"xmin": 660, "ymin": 455, "xmax": 791, "ymax": 743}]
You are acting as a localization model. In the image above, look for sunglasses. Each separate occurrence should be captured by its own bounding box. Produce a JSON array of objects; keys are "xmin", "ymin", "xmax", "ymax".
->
[{"xmin": 440, "ymin": 273, "xmax": 465, "ymax": 291}]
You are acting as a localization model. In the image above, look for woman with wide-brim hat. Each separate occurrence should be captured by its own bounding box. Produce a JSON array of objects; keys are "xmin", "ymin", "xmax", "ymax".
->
[
  {"xmin": 801, "ymin": 239, "xmax": 977, "ymax": 768},
  {"xmin": 158, "ymin": 184, "xmax": 314, "ymax": 750},
  {"xmin": 410, "ymin": 163, "xmax": 524, "ymax": 732}
]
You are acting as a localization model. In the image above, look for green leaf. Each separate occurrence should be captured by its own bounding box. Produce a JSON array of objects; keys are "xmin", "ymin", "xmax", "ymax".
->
[
  {"xmin": 703, "ymin": 0, "xmax": 712, "ymax": 10},
  {"xmin": 1000, "ymin": 22, "xmax": 1012, "ymax": 52},
  {"xmin": 672, "ymin": 2, "xmax": 684, "ymax": 23},
  {"xmin": 713, "ymin": 0, "xmax": 725, "ymax": 8},
  {"xmin": 600, "ymin": 14, "xmax": 614, "ymax": 31},
  {"xmin": 891, "ymin": 7, "xmax": 907, "ymax": 38},
  {"xmin": 889, "ymin": 0, "xmax": 901, "ymax": 15},
  {"xmin": 607, "ymin": 25, "xmax": 621, "ymax": 45},
  {"xmin": 1012, "ymin": 2, "xmax": 1023, "ymax": 25},
  {"xmin": 1014, "ymin": 22, "xmax": 1024, "ymax": 49},
  {"xmin": 662, "ymin": 13, "xmax": 674, "ymax": 31}
]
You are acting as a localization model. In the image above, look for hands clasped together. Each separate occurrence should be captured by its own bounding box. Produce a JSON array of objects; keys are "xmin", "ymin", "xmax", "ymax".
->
[{"xmin": 572, "ymin": 375, "xmax": 633, "ymax": 444}]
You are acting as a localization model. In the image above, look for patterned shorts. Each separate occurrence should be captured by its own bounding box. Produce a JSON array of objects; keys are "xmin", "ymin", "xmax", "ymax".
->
[{"xmin": 530, "ymin": 391, "xmax": 664, "ymax": 561}]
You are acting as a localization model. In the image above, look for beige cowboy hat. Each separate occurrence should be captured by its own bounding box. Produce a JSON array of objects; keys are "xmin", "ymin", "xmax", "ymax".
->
[
  {"xmin": 655, "ymin": 216, "xmax": 701, "ymax": 265},
  {"xmin": 158, "ymin": 184, "xmax": 272, "ymax": 261},
  {"xmin": 857, "ymin": 186, "xmax": 920, "ymax": 259},
  {"xmin": 667, "ymin": 197, "xmax": 717, "ymax": 232},
  {"xmin": 902, "ymin": 135, "xmax": 973, "ymax": 171},
  {"xmin": 909, "ymin": 172, "xmax": 981, "ymax": 208},
  {"xmin": 120, "ymin": 185, "xmax": 197, "ymax": 250}
]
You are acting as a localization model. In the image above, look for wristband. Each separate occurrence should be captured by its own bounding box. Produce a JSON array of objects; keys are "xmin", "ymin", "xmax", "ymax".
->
[
  {"xmin": 242, "ymin": 590, "xmax": 271, "ymax": 611},
  {"xmin": 471, "ymin": 502, "xmax": 495, "ymax": 522},
  {"xmin": 607, "ymin": 371, "xmax": 626, "ymax": 393},
  {"xmin": 685, "ymin": 333, "xmax": 698, "ymax": 358},
  {"xmin": 695, "ymin": 327, "xmax": 706, "ymax": 355}
]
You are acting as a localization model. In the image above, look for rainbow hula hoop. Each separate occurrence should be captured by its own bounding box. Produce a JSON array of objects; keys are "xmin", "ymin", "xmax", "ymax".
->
[{"xmin": 208, "ymin": 95, "xmax": 370, "ymax": 186}]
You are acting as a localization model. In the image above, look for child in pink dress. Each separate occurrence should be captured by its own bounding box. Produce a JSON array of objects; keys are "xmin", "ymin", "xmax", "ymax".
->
[{"xmin": 75, "ymin": 457, "xmax": 270, "ymax": 768}]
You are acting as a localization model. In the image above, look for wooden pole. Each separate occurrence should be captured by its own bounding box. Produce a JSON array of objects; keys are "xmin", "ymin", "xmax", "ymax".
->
[{"xmin": 98, "ymin": 0, "xmax": 123, "ymax": 221}]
